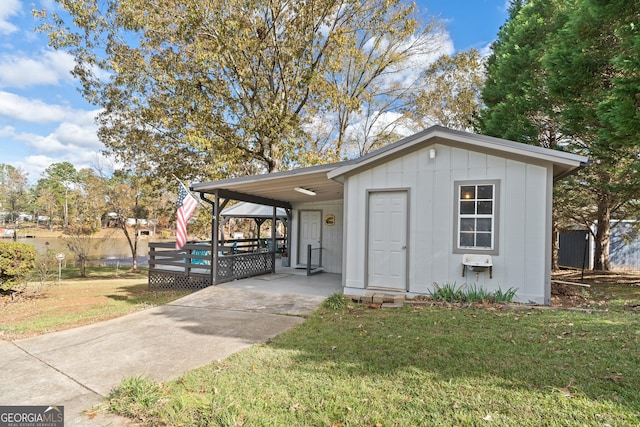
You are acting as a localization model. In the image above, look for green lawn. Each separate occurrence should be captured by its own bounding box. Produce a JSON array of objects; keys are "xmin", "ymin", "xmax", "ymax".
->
[
  {"xmin": 0, "ymin": 267, "xmax": 191, "ymax": 340},
  {"xmin": 109, "ymin": 301, "xmax": 640, "ymax": 426}
]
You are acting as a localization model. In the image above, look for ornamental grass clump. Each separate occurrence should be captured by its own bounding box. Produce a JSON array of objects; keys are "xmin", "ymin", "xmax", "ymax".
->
[
  {"xmin": 429, "ymin": 282, "xmax": 464, "ymax": 302},
  {"xmin": 322, "ymin": 292, "xmax": 350, "ymax": 311},
  {"xmin": 430, "ymin": 282, "xmax": 517, "ymax": 303}
]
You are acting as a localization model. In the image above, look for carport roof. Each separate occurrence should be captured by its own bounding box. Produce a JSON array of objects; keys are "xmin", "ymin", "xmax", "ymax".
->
[{"xmin": 190, "ymin": 162, "xmax": 346, "ymax": 207}]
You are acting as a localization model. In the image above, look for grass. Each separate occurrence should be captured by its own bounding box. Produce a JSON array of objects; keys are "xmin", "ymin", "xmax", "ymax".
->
[
  {"xmin": 0, "ymin": 267, "xmax": 191, "ymax": 340},
  {"xmin": 109, "ymin": 301, "xmax": 640, "ymax": 426}
]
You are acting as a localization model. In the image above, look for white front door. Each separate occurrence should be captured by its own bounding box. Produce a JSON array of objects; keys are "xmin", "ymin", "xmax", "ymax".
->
[
  {"xmin": 298, "ymin": 210, "xmax": 322, "ymax": 266},
  {"xmin": 367, "ymin": 191, "xmax": 408, "ymax": 290}
]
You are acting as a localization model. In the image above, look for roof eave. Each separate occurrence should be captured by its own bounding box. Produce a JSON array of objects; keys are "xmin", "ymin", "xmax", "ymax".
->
[{"xmin": 328, "ymin": 126, "xmax": 589, "ymax": 180}]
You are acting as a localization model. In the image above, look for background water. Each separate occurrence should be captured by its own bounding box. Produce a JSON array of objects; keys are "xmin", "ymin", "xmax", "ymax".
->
[{"xmin": 12, "ymin": 236, "xmax": 164, "ymax": 267}]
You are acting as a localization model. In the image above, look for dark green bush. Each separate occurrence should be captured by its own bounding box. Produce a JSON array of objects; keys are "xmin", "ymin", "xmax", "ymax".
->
[{"xmin": 0, "ymin": 241, "xmax": 36, "ymax": 292}]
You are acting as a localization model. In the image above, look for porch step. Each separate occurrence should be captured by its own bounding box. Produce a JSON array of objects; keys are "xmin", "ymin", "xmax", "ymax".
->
[{"xmin": 308, "ymin": 267, "xmax": 324, "ymax": 275}]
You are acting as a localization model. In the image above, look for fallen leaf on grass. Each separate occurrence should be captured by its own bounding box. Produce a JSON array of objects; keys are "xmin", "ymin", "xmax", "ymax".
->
[
  {"xmin": 557, "ymin": 379, "xmax": 576, "ymax": 398},
  {"xmin": 602, "ymin": 374, "xmax": 623, "ymax": 383},
  {"xmin": 290, "ymin": 403, "xmax": 304, "ymax": 412}
]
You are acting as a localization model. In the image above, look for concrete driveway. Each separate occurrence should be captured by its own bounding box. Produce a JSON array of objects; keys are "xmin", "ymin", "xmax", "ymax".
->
[{"xmin": 0, "ymin": 272, "xmax": 340, "ymax": 426}]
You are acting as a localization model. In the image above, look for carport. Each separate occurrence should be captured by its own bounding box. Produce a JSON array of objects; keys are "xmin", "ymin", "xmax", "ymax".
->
[{"xmin": 148, "ymin": 163, "xmax": 344, "ymax": 290}]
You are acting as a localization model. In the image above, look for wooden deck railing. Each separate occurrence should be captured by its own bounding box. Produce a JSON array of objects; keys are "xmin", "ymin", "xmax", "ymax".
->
[{"xmin": 148, "ymin": 240, "xmax": 278, "ymax": 290}]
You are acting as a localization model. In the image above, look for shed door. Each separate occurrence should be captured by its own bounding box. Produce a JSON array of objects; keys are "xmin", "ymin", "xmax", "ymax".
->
[
  {"xmin": 367, "ymin": 191, "xmax": 408, "ymax": 290},
  {"xmin": 298, "ymin": 210, "xmax": 322, "ymax": 266}
]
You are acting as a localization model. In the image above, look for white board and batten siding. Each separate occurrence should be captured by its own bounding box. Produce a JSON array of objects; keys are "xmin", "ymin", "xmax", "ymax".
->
[
  {"xmin": 290, "ymin": 199, "xmax": 344, "ymax": 274},
  {"xmin": 342, "ymin": 143, "xmax": 553, "ymax": 304}
]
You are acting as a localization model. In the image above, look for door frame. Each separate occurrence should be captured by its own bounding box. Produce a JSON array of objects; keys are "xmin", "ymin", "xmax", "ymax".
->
[
  {"xmin": 364, "ymin": 188, "xmax": 410, "ymax": 291},
  {"xmin": 297, "ymin": 209, "xmax": 323, "ymax": 266}
]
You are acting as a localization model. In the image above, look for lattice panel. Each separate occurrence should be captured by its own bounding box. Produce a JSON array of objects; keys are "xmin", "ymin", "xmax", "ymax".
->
[
  {"xmin": 148, "ymin": 253, "xmax": 275, "ymax": 289},
  {"xmin": 149, "ymin": 270, "xmax": 211, "ymax": 290},
  {"xmin": 217, "ymin": 253, "xmax": 273, "ymax": 283}
]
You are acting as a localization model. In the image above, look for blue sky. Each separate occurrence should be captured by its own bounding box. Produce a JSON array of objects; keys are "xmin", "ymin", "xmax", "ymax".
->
[{"xmin": 0, "ymin": 0, "xmax": 508, "ymax": 183}]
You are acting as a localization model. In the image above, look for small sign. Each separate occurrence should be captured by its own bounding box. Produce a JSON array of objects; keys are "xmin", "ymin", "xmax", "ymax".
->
[
  {"xmin": 324, "ymin": 214, "xmax": 335, "ymax": 226},
  {"xmin": 0, "ymin": 406, "xmax": 64, "ymax": 427},
  {"xmin": 56, "ymin": 253, "xmax": 65, "ymax": 261}
]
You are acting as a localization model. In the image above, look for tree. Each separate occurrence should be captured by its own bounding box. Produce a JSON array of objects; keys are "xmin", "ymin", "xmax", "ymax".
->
[
  {"xmin": 31, "ymin": 182, "xmax": 59, "ymax": 230},
  {"xmin": 35, "ymin": 0, "xmax": 443, "ymax": 180},
  {"xmin": 309, "ymin": 5, "xmax": 443, "ymax": 159},
  {"xmin": 0, "ymin": 164, "xmax": 29, "ymax": 223},
  {"xmin": 477, "ymin": 0, "xmax": 570, "ymax": 269},
  {"xmin": 37, "ymin": 162, "xmax": 80, "ymax": 229},
  {"xmin": 478, "ymin": 0, "xmax": 639, "ymax": 270},
  {"xmin": 64, "ymin": 223, "xmax": 99, "ymax": 277},
  {"xmin": 105, "ymin": 170, "xmax": 154, "ymax": 271},
  {"xmin": 77, "ymin": 168, "xmax": 108, "ymax": 231},
  {"xmin": 408, "ymin": 49, "xmax": 485, "ymax": 132},
  {"xmin": 543, "ymin": 0, "xmax": 640, "ymax": 270},
  {"xmin": 478, "ymin": 0, "xmax": 569, "ymax": 149}
]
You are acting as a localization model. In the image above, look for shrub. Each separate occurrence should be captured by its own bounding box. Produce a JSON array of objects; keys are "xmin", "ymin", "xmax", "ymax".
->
[{"xmin": 0, "ymin": 242, "xmax": 36, "ymax": 292}]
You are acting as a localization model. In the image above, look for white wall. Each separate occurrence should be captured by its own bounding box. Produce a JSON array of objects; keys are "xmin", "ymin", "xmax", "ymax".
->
[
  {"xmin": 290, "ymin": 199, "xmax": 344, "ymax": 274},
  {"xmin": 342, "ymin": 143, "xmax": 553, "ymax": 304}
]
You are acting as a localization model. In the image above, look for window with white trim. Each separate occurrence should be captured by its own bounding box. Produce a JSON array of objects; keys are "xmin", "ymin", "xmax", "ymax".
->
[{"xmin": 454, "ymin": 181, "xmax": 499, "ymax": 254}]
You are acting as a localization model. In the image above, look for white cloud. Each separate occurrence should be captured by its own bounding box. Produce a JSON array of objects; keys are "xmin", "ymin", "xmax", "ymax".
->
[
  {"xmin": 16, "ymin": 118, "xmax": 101, "ymax": 154},
  {"xmin": 378, "ymin": 30, "xmax": 454, "ymax": 90},
  {"xmin": 0, "ymin": 90, "xmax": 97, "ymax": 123},
  {"xmin": 38, "ymin": 120, "xmax": 102, "ymax": 151},
  {"xmin": 12, "ymin": 154, "xmax": 56, "ymax": 180},
  {"xmin": 478, "ymin": 42, "xmax": 494, "ymax": 59},
  {"xmin": 0, "ymin": 0, "xmax": 21, "ymax": 35},
  {"xmin": 12, "ymin": 126, "xmax": 107, "ymax": 180},
  {"xmin": 0, "ymin": 49, "xmax": 76, "ymax": 88},
  {"xmin": 0, "ymin": 92, "xmax": 103, "ymax": 179},
  {"xmin": 0, "ymin": 124, "xmax": 16, "ymax": 137}
]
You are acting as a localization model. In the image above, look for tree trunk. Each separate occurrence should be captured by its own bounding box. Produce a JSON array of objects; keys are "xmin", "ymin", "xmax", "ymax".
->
[
  {"xmin": 80, "ymin": 256, "xmax": 87, "ymax": 277},
  {"xmin": 593, "ymin": 197, "xmax": 611, "ymax": 270},
  {"xmin": 551, "ymin": 219, "xmax": 559, "ymax": 271},
  {"xmin": 121, "ymin": 222, "xmax": 139, "ymax": 271}
]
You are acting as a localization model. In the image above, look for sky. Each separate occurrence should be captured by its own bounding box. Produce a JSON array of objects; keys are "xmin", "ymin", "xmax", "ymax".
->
[{"xmin": 0, "ymin": 0, "xmax": 508, "ymax": 183}]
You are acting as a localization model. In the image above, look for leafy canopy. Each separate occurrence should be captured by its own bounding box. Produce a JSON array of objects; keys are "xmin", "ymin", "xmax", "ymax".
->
[{"xmin": 35, "ymin": 0, "xmax": 443, "ymax": 179}]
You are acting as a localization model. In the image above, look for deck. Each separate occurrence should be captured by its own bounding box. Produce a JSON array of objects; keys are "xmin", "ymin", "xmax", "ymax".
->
[{"xmin": 148, "ymin": 241, "xmax": 275, "ymax": 290}]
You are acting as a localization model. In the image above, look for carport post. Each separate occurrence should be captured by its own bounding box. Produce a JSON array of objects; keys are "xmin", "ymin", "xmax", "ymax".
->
[
  {"xmin": 271, "ymin": 206, "xmax": 277, "ymax": 273},
  {"xmin": 212, "ymin": 191, "xmax": 220, "ymax": 285}
]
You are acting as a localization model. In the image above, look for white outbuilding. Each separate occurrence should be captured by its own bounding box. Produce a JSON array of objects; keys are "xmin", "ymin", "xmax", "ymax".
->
[{"xmin": 183, "ymin": 126, "xmax": 588, "ymax": 304}]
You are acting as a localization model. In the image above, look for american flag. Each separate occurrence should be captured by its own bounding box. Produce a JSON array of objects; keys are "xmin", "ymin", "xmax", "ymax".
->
[{"xmin": 176, "ymin": 184, "xmax": 198, "ymax": 249}]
